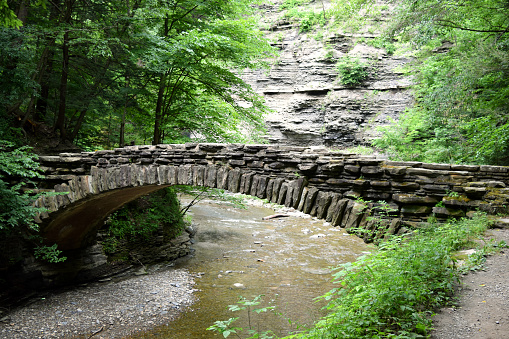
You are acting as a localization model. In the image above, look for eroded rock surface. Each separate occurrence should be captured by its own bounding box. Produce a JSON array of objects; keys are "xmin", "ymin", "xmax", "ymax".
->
[{"xmin": 245, "ymin": 0, "xmax": 413, "ymax": 146}]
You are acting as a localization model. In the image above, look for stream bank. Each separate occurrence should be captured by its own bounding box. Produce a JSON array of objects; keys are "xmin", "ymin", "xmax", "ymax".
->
[
  {"xmin": 0, "ymin": 196, "xmax": 369, "ymax": 338},
  {"xmin": 0, "ymin": 265, "xmax": 195, "ymax": 338}
]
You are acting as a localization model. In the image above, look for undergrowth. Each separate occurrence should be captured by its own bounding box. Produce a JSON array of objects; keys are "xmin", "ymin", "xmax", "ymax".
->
[{"xmin": 285, "ymin": 213, "xmax": 496, "ymax": 338}]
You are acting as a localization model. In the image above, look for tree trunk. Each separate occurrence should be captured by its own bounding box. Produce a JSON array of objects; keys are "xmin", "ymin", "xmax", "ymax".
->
[
  {"xmin": 153, "ymin": 73, "xmax": 167, "ymax": 145},
  {"xmin": 69, "ymin": 108, "xmax": 88, "ymax": 142},
  {"xmin": 54, "ymin": 0, "xmax": 72, "ymax": 141},
  {"xmin": 55, "ymin": 30, "xmax": 69, "ymax": 141}
]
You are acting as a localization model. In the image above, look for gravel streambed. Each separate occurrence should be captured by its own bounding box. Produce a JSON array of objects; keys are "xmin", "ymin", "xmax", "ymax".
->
[{"xmin": 0, "ymin": 265, "xmax": 196, "ymax": 338}]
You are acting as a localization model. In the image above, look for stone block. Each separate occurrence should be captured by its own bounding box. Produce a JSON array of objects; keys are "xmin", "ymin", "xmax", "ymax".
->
[
  {"xmin": 384, "ymin": 161, "xmax": 422, "ymax": 167},
  {"xmin": 303, "ymin": 187, "xmax": 319, "ymax": 214},
  {"xmin": 177, "ymin": 165, "xmax": 193, "ymax": 185},
  {"xmin": 271, "ymin": 178, "xmax": 285, "ymax": 203},
  {"xmin": 369, "ymin": 180, "xmax": 391, "ymax": 188},
  {"xmin": 432, "ymin": 207, "xmax": 465, "ymax": 218},
  {"xmin": 289, "ymin": 177, "xmax": 307, "ymax": 209},
  {"xmin": 228, "ymin": 168, "xmax": 242, "ymax": 193},
  {"xmin": 422, "ymin": 163, "xmax": 451, "ymax": 170},
  {"xmin": 297, "ymin": 187, "xmax": 309, "ymax": 211},
  {"xmin": 250, "ymin": 175, "xmax": 260, "ymax": 197},
  {"xmin": 392, "ymin": 194, "xmax": 438, "ymax": 205},
  {"xmin": 321, "ymin": 162, "xmax": 344, "ymax": 173},
  {"xmin": 344, "ymin": 165, "xmax": 360, "ymax": 174},
  {"xmin": 217, "ymin": 167, "xmax": 229, "ymax": 190},
  {"xmin": 205, "ymin": 166, "xmax": 217, "ymax": 188},
  {"xmin": 198, "ymin": 143, "xmax": 225, "ymax": 152},
  {"xmin": 391, "ymin": 181, "xmax": 419, "ymax": 190},
  {"xmin": 421, "ymin": 184, "xmax": 449, "ymax": 193},
  {"xmin": 330, "ymin": 199, "xmax": 350, "ymax": 226},
  {"xmin": 462, "ymin": 186, "xmax": 487, "ymax": 197},
  {"xmin": 384, "ymin": 218, "xmax": 402, "ymax": 240},
  {"xmin": 466, "ymin": 181, "xmax": 506, "ymax": 188},
  {"xmin": 229, "ymin": 159, "xmax": 245, "ymax": 167},
  {"xmin": 361, "ymin": 166, "xmax": 383, "ymax": 176},
  {"xmin": 248, "ymin": 161, "xmax": 264, "ymax": 168},
  {"xmin": 256, "ymin": 176, "xmax": 269, "ymax": 199},
  {"xmin": 451, "ymin": 164, "xmax": 480, "ymax": 172},
  {"xmin": 240, "ymin": 172, "xmax": 254, "ymax": 194},
  {"xmin": 268, "ymin": 162, "xmax": 285, "ymax": 169},
  {"xmin": 277, "ymin": 182, "xmax": 288, "ymax": 205},
  {"xmin": 284, "ymin": 183, "xmax": 294, "ymax": 207},
  {"xmin": 316, "ymin": 192, "xmax": 333, "ymax": 220},
  {"xmin": 192, "ymin": 165, "xmax": 206, "ymax": 186},
  {"xmin": 400, "ymin": 205, "xmax": 433, "ymax": 215},
  {"xmin": 443, "ymin": 195, "xmax": 470, "ymax": 207},
  {"xmin": 480, "ymin": 165, "xmax": 509, "ymax": 173},
  {"xmin": 266, "ymin": 179, "xmax": 274, "ymax": 202},
  {"xmin": 326, "ymin": 193, "xmax": 342, "ymax": 222},
  {"xmin": 407, "ymin": 168, "xmax": 449, "ymax": 177},
  {"xmin": 298, "ymin": 163, "xmax": 318, "ymax": 173},
  {"xmin": 344, "ymin": 201, "xmax": 367, "ymax": 230}
]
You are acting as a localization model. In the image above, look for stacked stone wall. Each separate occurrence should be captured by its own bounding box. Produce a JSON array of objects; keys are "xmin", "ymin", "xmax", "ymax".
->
[{"xmin": 35, "ymin": 143, "xmax": 509, "ymax": 243}]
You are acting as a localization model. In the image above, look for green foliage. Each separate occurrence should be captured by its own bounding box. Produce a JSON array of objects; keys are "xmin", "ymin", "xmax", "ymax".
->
[
  {"xmin": 0, "ymin": 28, "xmax": 38, "ymax": 109},
  {"xmin": 329, "ymin": 0, "xmax": 379, "ymax": 32},
  {"xmin": 366, "ymin": 37, "xmax": 396, "ymax": 55},
  {"xmin": 281, "ymin": 1, "xmax": 328, "ymax": 33},
  {"xmin": 280, "ymin": 0, "xmax": 310, "ymax": 10},
  {"xmin": 290, "ymin": 213, "xmax": 492, "ymax": 338},
  {"xmin": 103, "ymin": 187, "xmax": 185, "ymax": 255},
  {"xmin": 0, "ymin": 141, "xmax": 43, "ymax": 232},
  {"xmin": 0, "ymin": 1, "xmax": 22, "ymax": 28},
  {"xmin": 34, "ymin": 244, "xmax": 67, "ymax": 263},
  {"xmin": 1, "ymin": 0, "xmax": 275, "ymax": 150},
  {"xmin": 0, "ymin": 141, "xmax": 66, "ymax": 263},
  {"xmin": 344, "ymin": 145, "xmax": 375, "ymax": 155},
  {"xmin": 371, "ymin": 0, "xmax": 509, "ymax": 165},
  {"xmin": 207, "ymin": 295, "xmax": 275, "ymax": 338},
  {"xmin": 336, "ymin": 55, "xmax": 370, "ymax": 87}
]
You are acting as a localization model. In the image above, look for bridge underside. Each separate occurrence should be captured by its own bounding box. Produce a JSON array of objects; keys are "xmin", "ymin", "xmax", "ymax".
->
[{"xmin": 42, "ymin": 185, "xmax": 170, "ymax": 250}]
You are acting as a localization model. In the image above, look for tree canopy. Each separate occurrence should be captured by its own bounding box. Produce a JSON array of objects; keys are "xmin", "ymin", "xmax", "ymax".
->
[
  {"xmin": 0, "ymin": 0, "xmax": 275, "ymax": 149},
  {"xmin": 370, "ymin": 0, "xmax": 509, "ymax": 165}
]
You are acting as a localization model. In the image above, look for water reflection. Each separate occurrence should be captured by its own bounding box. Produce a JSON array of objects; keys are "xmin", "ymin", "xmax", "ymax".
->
[{"xmin": 131, "ymin": 199, "xmax": 369, "ymax": 338}]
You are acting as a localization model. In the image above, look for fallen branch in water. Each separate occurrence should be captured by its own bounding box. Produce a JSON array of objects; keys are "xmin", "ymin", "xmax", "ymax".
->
[{"xmin": 262, "ymin": 214, "xmax": 289, "ymax": 220}]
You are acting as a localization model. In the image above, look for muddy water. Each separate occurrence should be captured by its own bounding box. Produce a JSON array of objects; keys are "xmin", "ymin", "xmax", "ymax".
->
[{"xmin": 133, "ymin": 199, "xmax": 369, "ymax": 338}]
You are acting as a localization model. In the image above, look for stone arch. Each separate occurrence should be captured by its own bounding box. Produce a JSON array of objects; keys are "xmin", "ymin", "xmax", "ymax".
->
[
  {"xmin": 34, "ymin": 143, "xmax": 509, "ymax": 253},
  {"xmin": 35, "ymin": 163, "xmax": 300, "ymax": 251}
]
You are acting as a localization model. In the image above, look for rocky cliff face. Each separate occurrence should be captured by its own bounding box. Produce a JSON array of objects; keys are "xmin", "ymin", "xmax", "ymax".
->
[{"xmin": 245, "ymin": 1, "xmax": 413, "ymax": 147}]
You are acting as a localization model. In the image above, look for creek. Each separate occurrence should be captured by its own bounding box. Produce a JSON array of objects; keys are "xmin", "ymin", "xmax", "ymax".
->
[{"xmin": 131, "ymin": 197, "xmax": 369, "ymax": 338}]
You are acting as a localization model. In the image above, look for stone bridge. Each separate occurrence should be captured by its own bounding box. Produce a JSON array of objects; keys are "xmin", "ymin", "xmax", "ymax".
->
[{"xmin": 36, "ymin": 143, "xmax": 509, "ymax": 251}]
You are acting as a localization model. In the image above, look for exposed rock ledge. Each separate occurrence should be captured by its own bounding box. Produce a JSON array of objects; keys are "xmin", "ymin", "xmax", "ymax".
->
[{"xmin": 244, "ymin": 0, "xmax": 414, "ymax": 147}]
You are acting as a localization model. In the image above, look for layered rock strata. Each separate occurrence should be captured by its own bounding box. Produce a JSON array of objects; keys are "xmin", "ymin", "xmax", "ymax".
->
[{"xmin": 244, "ymin": 1, "xmax": 413, "ymax": 146}]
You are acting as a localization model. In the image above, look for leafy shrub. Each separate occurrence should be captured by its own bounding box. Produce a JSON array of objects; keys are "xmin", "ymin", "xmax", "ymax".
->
[
  {"xmin": 282, "ymin": 6, "xmax": 327, "ymax": 33},
  {"xmin": 0, "ymin": 141, "xmax": 66, "ymax": 263},
  {"xmin": 207, "ymin": 295, "xmax": 275, "ymax": 338},
  {"xmin": 367, "ymin": 36, "xmax": 396, "ymax": 55},
  {"xmin": 103, "ymin": 187, "xmax": 185, "ymax": 254},
  {"xmin": 291, "ymin": 213, "xmax": 492, "ymax": 338},
  {"xmin": 280, "ymin": 0, "xmax": 310, "ymax": 10},
  {"xmin": 336, "ymin": 55, "xmax": 370, "ymax": 86}
]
